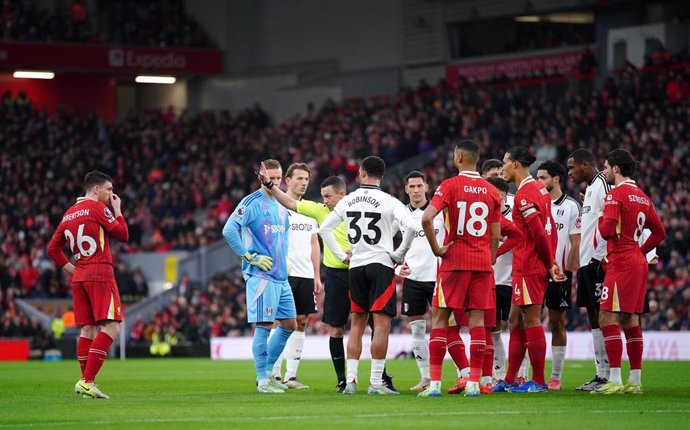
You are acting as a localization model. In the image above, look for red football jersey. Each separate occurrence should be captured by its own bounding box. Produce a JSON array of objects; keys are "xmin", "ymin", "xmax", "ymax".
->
[
  {"xmin": 48, "ymin": 198, "xmax": 128, "ymax": 282},
  {"xmin": 512, "ymin": 177, "xmax": 557, "ymax": 276},
  {"xmin": 601, "ymin": 180, "xmax": 663, "ymax": 270},
  {"xmin": 430, "ymin": 171, "xmax": 502, "ymax": 272}
]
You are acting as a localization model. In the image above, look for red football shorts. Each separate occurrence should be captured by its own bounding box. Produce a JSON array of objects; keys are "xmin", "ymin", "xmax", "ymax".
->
[
  {"xmin": 600, "ymin": 264, "xmax": 649, "ymax": 314},
  {"xmin": 512, "ymin": 273, "xmax": 548, "ymax": 306},
  {"xmin": 433, "ymin": 270, "xmax": 493, "ymax": 311},
  {"xmin": 73, "ymin": 280, "xmax": 123, "ymax": 326},
  {"xmin": 450, "ymin": 287, "xmax": 497, "ymax": 328}
]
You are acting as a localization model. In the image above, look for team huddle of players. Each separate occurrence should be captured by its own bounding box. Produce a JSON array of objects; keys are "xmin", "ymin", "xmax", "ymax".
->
[{"xmin": 47, "ymin": 140, "xmax": 666, "ymax": 399}]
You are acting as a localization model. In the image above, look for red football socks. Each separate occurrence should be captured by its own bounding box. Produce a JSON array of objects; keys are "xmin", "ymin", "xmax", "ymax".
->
[
  {"xmin": 446, "ymin": 327, "xmax": 469, "ymax": 370},
  {"xmin": 468, "ymin": 327, "xmax": 486, "ymax": 383},
  {"xmin": 83, "ymin": 332, "xmax": 114, "ymax": 383},
  {"xmin": 77, "ymin": 336, "xmax": 93, "ymax": 377},
  {"xmin": 429, "ymin": 328, "xmax": 447, "ymax": 381},
  {"xmin": 525, "ymin": 326, "xmax": 546, "ymax": 385},
  {"xmin": 505, "ymin": 328, "xmax": 526, "ymax": 384},
  {"xmin": 624, "ymin": 325, "xmax": 643, "ymax": 370},
  {"xmin": 483, "ymin": 328, "xmax": 494, "ymax": 379},
  {"xmin": 601, "ymin": 324, "xmax": 623, "ymax": 369}
]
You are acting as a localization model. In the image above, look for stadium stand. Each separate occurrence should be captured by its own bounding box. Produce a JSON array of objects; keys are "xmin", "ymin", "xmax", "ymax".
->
[
  {"xmin": 0, "ymin": 0, "xmax": 213, "ymax": 47},
  {"xmin": 0, "ymin": 59, "xmax": 687, "ymax": 351}
]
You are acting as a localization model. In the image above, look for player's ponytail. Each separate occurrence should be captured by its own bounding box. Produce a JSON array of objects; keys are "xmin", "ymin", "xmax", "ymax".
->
[{"xmin": 506, "ymin": 146, "xmax": 536, "ymax": 167}]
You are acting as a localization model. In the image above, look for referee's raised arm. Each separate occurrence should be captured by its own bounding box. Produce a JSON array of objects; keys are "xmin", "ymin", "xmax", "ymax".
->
[{"xmin": 258, "ymin": 161, "xmax": 297, "ymax": 211}]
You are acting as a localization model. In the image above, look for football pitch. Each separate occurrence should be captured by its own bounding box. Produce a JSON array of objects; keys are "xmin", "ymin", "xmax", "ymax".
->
[{"xmin": 1, "ymin": 359, "xmax": 689, "ymax": 430}]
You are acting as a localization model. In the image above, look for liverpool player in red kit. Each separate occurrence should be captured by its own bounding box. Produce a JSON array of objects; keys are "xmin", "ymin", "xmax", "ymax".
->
[
  {"xmin": 593, "ymin": 149, "xmax": 665, "ymax": 395},
  {"xmin": 495, "ymin": 146, "xmax": 564, "ymax": 393},
  {"xmin": 418, "ymin": 140, "xmax": 502, "ymax": 397},
  {"xmin": 48, "ymin": 171, "xmax": 129, "ymax": 399}
]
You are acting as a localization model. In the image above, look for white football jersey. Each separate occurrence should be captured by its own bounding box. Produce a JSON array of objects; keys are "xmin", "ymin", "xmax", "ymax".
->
[
  {"xmin": 286, "ymin": 208, "xmax": 319, "ymax": 278},
  {"xmin": 401, "ymin": 203, "xmax": 445, "ymax": 282},
  {"xmin": 551, "ymin": 194, "xmax": 582, "ymax": 271},
  {"xmin": 493, "ymin": 205, "xmax": 513, "ymax": 287},
  {"xmin": 506, "ymin": 192, "xmax": 515, "ymax": 209},
  {"xmin": 580, "ymin": 171, "xmax": 612, "ymax": 264},
  {"xmin": 320, "ymin": 185, "xmax": 414, "ymax": 269}
]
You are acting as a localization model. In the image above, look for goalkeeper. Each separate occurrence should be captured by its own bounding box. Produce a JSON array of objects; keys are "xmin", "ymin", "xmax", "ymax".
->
[{"xmin": 222, "ymin": 159, "xmax": 297, "ymax": 393}]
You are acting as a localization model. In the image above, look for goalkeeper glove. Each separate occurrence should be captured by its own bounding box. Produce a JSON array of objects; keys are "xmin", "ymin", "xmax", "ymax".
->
[{"xmin": 242, "ymin": 252, "xmax": 273, "ymax": 271}]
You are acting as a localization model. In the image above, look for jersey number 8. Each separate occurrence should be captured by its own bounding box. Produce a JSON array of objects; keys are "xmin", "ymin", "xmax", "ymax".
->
[
  {"xmin": 64, "ymin": 224, "xmax": 97, "ymax": 260},
  {"xmin": 456, "ymin": 201, "xmax": 488, "ymax": 236},
  {"xmin": 633, "ymin": 212, "xmax": 646, "ymax": 242}
]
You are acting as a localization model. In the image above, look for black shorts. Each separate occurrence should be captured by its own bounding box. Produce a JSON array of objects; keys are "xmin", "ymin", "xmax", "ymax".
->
[
  {"xmin": 545, "ymin": 271, "xmax": 573, "ymax": 310},
  {"xmin": 495, "ymin": 284, "xmax": 512, "ymax": 322},
  {"xmin": 349, "ymin": 263, "xmax": 397, "ymax": 317},
  {"xmin": 322, "ymin": 267, "xmax": 350, "ymax": 327},
  {"xmin": 576, "ymin": 259, "xmax": 604, "ymax": 309},
  {"xmin": 288, "ymin": 276, "xmax": 317, "ymax": 315},
  {"xmin": 401, "ymin": 278, "xmax": 434, "ymax": 316}
]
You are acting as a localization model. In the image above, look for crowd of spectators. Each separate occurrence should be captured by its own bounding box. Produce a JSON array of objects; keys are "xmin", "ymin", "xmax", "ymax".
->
[
  {"xmin": 0, "ymin": 281, "xmax": 53, "ymax": 350},
  {"xmin": 0, "ymin": 0, "xmax": 213, "ymax": 48},
  {"xmin": 1, "ymin": 59, "xmax": 688, "ymax": 338}
]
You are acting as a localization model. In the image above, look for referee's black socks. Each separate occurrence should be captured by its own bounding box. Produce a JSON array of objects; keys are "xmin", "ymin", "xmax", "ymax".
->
[{"xmin": 329, "ymin": 336, "xmax": 346, "ymax": 383}]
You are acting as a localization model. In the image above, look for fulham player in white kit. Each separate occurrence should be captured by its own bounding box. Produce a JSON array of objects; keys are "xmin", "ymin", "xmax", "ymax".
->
[
  {"xmin": 567, "ymin": 149, "xmax": 611, "ymax": 390},
  {"xmin": 398, "ymin": 171, "xmax": 445, "ymax": 391},
  {"xmin": 320, "ymin": 156, "xmax": 416, "ymax": 395}
]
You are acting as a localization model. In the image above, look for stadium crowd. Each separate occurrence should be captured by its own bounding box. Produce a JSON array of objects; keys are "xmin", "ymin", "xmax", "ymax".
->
[
  {"xmin": 0, "ymin": 59, "xmax": 688, "ymax": 344},
  {"xmin": 0, "ymin": 0, "xmax": 213, "ymax": 47}
]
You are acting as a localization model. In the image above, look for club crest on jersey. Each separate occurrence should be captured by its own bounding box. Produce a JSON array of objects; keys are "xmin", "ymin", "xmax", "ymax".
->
[
  {"xmin": 266, "ymin": 307, "xmax": 273, "ymax": 316},
  {"xmin": 520, "ymin": 199, "xmax": 527, "ymax": 206},
  {"xmin": 434, "ymin": 186, "xmax": 443, "ymax": 196},
  {"xmin": 606, "ymin": 194, "xmax": 613, "ymax": 201}
]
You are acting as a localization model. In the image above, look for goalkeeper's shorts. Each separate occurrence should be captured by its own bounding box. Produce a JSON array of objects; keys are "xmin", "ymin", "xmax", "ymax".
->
[{"xmin": 246, "ymin": 276, "xmax": 296, "ymax": 323}]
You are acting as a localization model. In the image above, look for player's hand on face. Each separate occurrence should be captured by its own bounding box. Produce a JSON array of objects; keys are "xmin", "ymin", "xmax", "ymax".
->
[
  {"xmin": 110, "ymin": 194, "xmax": 122, "ymax": 212},
  {"xmin": 549, "ymin": 264, "xmax": 566, "ymax": 282},
  {"xmin": 398, "ymin": 262, "xmax": 411, "ymax": 278},
  {"xmin": 434, "ymin": 241, "xmax": 454, "ymax": 257}
]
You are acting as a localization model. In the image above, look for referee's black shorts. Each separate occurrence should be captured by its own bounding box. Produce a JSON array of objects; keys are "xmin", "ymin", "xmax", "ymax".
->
[{"xmin": 322, "ymin": 267, "xmax": 350, "ymax": 327}]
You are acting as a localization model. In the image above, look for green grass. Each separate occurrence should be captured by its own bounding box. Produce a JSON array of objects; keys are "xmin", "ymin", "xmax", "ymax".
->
[{"xmin": 1, "ymin": 358, "xmax": 689, "ymax": 429}]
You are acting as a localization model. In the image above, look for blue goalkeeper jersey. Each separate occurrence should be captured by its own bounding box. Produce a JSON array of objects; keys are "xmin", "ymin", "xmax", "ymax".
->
[{"xmin": 223, "ymin": 189, "xmax": 289, "ymax": 282}]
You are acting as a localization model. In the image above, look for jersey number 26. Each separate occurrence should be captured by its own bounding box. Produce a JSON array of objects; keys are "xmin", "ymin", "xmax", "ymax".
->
[{"xmin": 64, "ymin": 224, "xmax": 97, "ymax": 260}]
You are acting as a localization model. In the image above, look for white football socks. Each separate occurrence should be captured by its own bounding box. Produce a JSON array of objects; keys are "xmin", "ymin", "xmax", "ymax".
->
[
  {"xmin": 284, "ymin": 330, "xmax": 305, "ymax": 380},
  {"xmin": 409, "ymin": 320, "xmax": 430, "ymax": 379}
]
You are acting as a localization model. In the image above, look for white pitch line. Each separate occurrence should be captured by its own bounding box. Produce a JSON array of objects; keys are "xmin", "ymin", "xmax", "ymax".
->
[{"xmin": 1, "ymin": 409, "xmax": 688, "ymax": 428}]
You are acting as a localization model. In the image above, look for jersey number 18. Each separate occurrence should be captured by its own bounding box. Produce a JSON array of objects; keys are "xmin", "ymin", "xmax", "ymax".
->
[{"xmin": 456, "ymin": 201, "xmax": 488, "ymax": 236}]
